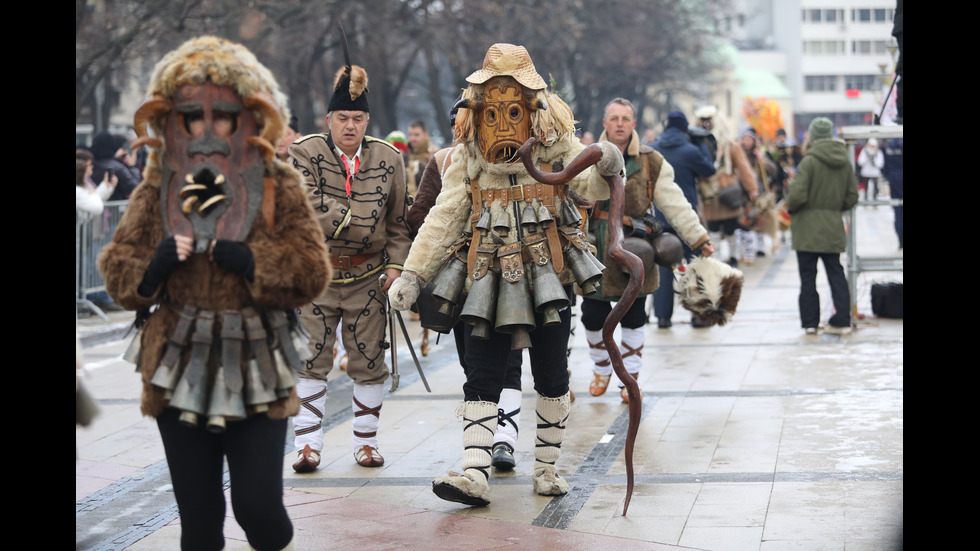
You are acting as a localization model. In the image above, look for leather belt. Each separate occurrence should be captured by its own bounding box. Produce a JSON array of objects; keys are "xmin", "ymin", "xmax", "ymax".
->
[
  {"xmin": 330, "ymin": 252, "xmax": 376, "ymax": 270},
  {"xmin": 593, "ymin": 210, "xmax": 635, "ymax": 226},
  {"xmin": 478, "ymin": 182, "xmax": 562, "ymax": 207}
]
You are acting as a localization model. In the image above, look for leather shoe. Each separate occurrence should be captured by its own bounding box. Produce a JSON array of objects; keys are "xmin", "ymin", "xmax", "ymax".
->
[
  {"xmin": 491, "ymin": 442, "xmax": 516, "ymax": 470},
  {"xmin": 589, "ymin": 372, "xmax": 611, "ymax": 396},
  {"xmin": 354, "ymin": 445, "xmax": 385, "ymax": 467},
  {"xmin": 292, "ymin": 445, "xmax": 320, "ymax": 473},
  {"xmin": 657, "ymin": 317, "xmax": 672, "ymax": 329},
  {"xmin": 620, "ymin": 383, "xmax": 641, "ymax": 404}
]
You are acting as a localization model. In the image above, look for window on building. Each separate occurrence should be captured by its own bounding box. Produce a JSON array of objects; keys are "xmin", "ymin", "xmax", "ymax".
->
[
  {"xmin": 805, "ymin": 75, "xmax": 837, "ymax": 92},
  {"xmin": 845, "ymin": 75, "xmax": 879, "ymax": 91},
  {"xmin": 874, "ymin": 8, "xmax": 888, "ymax": 22},
  {"xmin": 806, "ymin": 8, "xmax": 822, "ymax": 22},
  {"xmin": 852, "ymin": 9, "xmax": 871, "ymax": 22},
  {"xmin": 804, "ymin": 41, "xmax": 846, "ymax": 55}
]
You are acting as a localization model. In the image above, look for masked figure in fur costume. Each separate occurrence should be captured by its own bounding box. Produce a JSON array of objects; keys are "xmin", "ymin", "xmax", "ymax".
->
[
  {"xmin": 388, "ymin": 43, "xmax": 623, "ymax": 506},
  {"xmin": 98, "ymin": 36, "xmax": 330, "ymax": 551}
]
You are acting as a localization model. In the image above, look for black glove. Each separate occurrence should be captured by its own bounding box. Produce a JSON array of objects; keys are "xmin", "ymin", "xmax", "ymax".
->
[
  {"xmin": 211, "ymin": 240, "xmax": 255, "ymax": 282},
  {"xmin": 137, "ymin": 236, "xmax": 180, "ymax": 297}
]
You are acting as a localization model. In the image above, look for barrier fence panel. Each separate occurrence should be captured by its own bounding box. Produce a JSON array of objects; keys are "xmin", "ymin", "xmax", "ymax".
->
[
  {"xmin": 76, "ymin": 200, "xmax": 128, "ymax": 320},
  {"xmin": 839, "ymin": 125, "xmax": 903, "ymax": 327}
]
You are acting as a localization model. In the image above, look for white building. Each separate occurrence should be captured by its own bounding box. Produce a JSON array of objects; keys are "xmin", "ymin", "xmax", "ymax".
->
[{"xmin": 732, "ymin": 0, "xmax": 900, "ymax": 140}]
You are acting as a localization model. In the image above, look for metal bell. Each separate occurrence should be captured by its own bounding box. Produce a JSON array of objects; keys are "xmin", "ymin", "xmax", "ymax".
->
[
  {"xmin": 150, "ymin": 362, "xmax": 182, "ymax": 393},
  {"xmin": 622, "ymin": 237, "xmax": 656, "ymax": 275},
  {"xmin": 521, "ymin": 204, "xmax": 538, "ymax": 232},
  {"xmin": 530, "ymin": 262, "xmax": 569, "ymax": 325},
  {"xmin": 169, "ymin": 369, "xmax": 209, "ymax": 428},
  {"xmin": 273, "ymin": 348, "xmax": 299, "ymax": 399},
  {"xmin": 475, "ymin": 209, "xmax": 492, "ymax": 232},
  {"xmin": 243, "ymin": 358, "xmax": 277, "ymax": 412},
  {"xmin": 492, "ymin": 207, "xmax": 511, "ymax": 234},
  {"xmin": 651, "ymin": 232, "xmax": 685, "ymax": 268},
  {"xmin": 459, "ymin": 270, "xmax": 499, "ymax": 339},
  {"xmin": 564, "ymin": 245, "xmax": 604, "ymax": 295},
  {"xmin": 494, "ymin": 276, "xmax": 536, "ymax": 350},
  {"xmin": 560, "ymin": 200, "xmax": 582, "ymax": 226},
  {"xmin": 206, "ymin": 365, "xmax": 247, "ymax": 433},
  {"xmin": 430, "ymin": 257, "xmax": 468, "ymax": 315},
  {"xmin": 536, "ymin": 205, "xmax": 554, "ymax": 227}
]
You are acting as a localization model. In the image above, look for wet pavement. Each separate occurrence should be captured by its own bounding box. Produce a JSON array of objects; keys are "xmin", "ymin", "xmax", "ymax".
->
[{"xmin": 76, "ymin": 201, "xmax": 903, "ymax": 551}]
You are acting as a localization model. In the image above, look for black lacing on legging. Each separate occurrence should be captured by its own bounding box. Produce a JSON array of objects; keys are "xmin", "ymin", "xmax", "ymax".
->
[
  {"xmin": 534, "ymin": 409, "xmax": 568, "ymax": 466},
  {"xmin": 464, "ymin": 411, "xmax": 497, "ymax": 480},
  {"xmin": 497, "ymin": 405, "xmax": 521, "ymax": 435}
]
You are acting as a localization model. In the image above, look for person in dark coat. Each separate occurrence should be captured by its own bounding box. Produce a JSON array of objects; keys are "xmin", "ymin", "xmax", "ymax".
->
[
  {"xmin": 650, "ymin": 111, "xmax": 716, "ymax": 328},
  {"xmin": 90, "ymin": 131, "xmax": 140, "ymax": 201},
  {"xmin": 786, "ymin": 118, "xmax": 859, "ymax": 335}
]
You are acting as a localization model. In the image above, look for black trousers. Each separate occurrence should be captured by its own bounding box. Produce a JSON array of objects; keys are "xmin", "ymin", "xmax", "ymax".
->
[
  {"xmin": 580, "ymin": 295, "xmax": 648, "ymax": 331},
  {"xmin": 156, "ymin": 408, "xmax": 293, "ymax": 551},
  {"xmin": 796, "ymin": 251, "xmax": 851, "ymax": 329},
  {"xmin": 453, "ymin": 320, "xmax": 522, "ymax": 390},
  {"xmin": 460, "ymin": 287, "xmax": 573, "ymax": 402}
]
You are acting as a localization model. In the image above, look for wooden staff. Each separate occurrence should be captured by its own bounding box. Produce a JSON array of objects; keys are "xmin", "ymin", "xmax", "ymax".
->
[{"xmin": 515, "ymin": 138, "xmax": 643, "ymax": 515}]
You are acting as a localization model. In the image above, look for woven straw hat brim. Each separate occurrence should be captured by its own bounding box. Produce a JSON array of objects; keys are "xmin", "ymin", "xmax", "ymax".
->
[{"xmin": 465, "ymin": 43, "xmax": 546, "ymax": 90}]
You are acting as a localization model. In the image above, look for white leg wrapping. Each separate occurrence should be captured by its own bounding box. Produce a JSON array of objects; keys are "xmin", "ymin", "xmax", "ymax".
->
[
  {"xmin": 494, "ymin": 388, "xmax": 521, "ymax": 449},
  {"xmin": 620, "ymin": 327, "xmax": 644, "ymax": 377},
  {"xmin": 585, "ymin": 329, "xmax": 613, "ymax": 376},
  {"xmin": 432, "ymin": 400, "xmax": 497, "ymax": 506},
  {"xmin": 352, "ymin": 383, "xmax": 384, "ymax": 449},
  {"xmin": 532, "ymin": 392, "xmax": 570, "ymax": 496},
  {"xmin": 293, "ymin": 378, "xmax": 327, "ymax": 452},
  {"xmin": 334, "ymin": 322, "xmax": 347, "ymax": 358}
]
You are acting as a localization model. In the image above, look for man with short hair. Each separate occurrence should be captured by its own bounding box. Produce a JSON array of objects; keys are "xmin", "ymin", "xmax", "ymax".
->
[
  {"xmin": 406, "ymin": 119, "xmax": 437, "ymax": 194},
  {"xmin": 581, "ymin": 99, "xmax": 714, "ymax": 402},
  {"xmin": 288, "ymin": 62, "xmax": 412, "ymax": 472}
]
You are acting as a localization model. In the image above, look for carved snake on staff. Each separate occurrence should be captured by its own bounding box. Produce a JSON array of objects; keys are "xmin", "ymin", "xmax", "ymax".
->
[{"xmin": 515, "ymin": 138, "xmax": 643, "ymax": 516}]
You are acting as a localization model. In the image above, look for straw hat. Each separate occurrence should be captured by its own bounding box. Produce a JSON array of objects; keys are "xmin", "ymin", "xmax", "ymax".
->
[{"xmin": 465, "ymin": 43, "xmax": 546, "ymax": 90}]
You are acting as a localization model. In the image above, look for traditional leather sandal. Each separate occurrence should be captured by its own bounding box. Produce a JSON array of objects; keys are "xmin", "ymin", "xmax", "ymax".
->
[
  {"xmin": 354, "ymin": 445, "xmax": 385, "ymax": 467},
  {"xmin": 620, "ymin": 382, "xmax": 641, "ymax": 404},
  {"xmin": 292, "ymin": 445, "xmax": 321, "ymax": 473},
  {"xmin": 339, "ymin": 354, "xmax": 348, "ymax": 371},
  {"xmin": 589, "ymin": 372, "xmax": 612, "ymax": 396}
]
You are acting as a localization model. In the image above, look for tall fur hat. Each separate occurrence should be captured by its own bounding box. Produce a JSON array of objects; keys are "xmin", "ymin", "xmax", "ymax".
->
[
  {"xmin": 676, "ymin": 257, "xmax": 744, "ymax": 326},
  {"xmin": 328, "ymin": 64, "xmax": 369, "ymax": 113},
  {"xmin": 141, "ymin": 36, "xmax": 289, "ymax": 138},
  {"xmin": 132, "ymin": 36, "xmax": 291, "ymax": 185}
]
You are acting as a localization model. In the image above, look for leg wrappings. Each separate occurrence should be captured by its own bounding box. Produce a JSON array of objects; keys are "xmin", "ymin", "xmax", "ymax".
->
[
  {"xmin": 352, "ymin": 383, "xmax": 384, "ymax": 449},
  {"xmin": 532, "ymin": 392, "xmax": 570, "ymax": 496},
  {"xmin": 585, "ymin": 329, "xmax": 612, "ymax": 376},
  {"xmin": 293, "ymin": 378, "xmax": 327, "ymax": 452},
  {"xmin": 494, "ymin": 388, "xmax": 521, "ymax": 448},
  {"xmin": 432, "ymin": 400, "xmax": 497, "ymax": 506},
  {"xmin": 621, "ymin": 327, "xmax": 644, "ymax": 377}
]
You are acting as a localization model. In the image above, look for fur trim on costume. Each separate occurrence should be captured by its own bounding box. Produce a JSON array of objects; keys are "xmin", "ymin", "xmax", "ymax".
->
[
  {"xmin": 144, "ymin": 36, "xmax": 289, "ymax": 142},
  {"xmin": 532, "ymin": 464, "xmax": 569, "ymax": 496},
  {"xmin": 676, "ymin": 257, "xmax": 744, "ymax": 326}
]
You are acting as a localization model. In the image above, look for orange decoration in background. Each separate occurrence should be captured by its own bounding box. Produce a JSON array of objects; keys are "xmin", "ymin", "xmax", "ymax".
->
[{"xmin": 742, "ymin": 97, "xmax": 784, "ymax": 143}]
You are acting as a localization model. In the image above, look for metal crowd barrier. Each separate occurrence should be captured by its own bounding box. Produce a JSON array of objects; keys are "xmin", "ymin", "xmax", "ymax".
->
[
  {"xmin": 839, "ymin": 125, "xmax": 904, "ymax": 326},
  {"xmin": 76, "ymin": 200, "xmax": 128, "ymax": 321}
]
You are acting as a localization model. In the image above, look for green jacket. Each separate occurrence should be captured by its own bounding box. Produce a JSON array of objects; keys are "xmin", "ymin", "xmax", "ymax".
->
[{"xmin": 787, "ymin": 139, "xmax": 859, "ymax": 253}]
